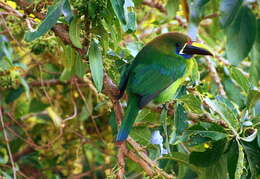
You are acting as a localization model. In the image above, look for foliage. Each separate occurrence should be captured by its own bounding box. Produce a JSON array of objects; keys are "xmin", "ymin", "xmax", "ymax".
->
[{"xmin": 0, "ymin": 0, "xmax": 260, "ymax": 178}]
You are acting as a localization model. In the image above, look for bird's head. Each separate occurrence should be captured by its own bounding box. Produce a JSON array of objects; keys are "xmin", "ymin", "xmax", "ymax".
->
[{"xmin": 149, "ymin": 32, "xmax": 213, "ymax": 58}]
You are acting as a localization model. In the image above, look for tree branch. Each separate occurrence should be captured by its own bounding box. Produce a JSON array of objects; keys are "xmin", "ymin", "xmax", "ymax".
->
[
  {"xmin": 142, "ymin": 0, "xmax": 166, "ymax": 13},
  {"xmin": 142, "ymin": 0, "xmax": 187, "ymax": 27},
  {"xmin": 205, "ymin": 56, "xmax": 226, "ymax": 96},
  {"xmin": 0, "ymin": 107, "xmax": 17, "ymax": 179}
]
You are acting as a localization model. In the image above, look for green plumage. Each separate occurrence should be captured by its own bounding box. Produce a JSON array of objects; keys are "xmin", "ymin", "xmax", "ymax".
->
[{"xmin": 116, "ymin": 32, "xmax": 210, "ymax": 142}]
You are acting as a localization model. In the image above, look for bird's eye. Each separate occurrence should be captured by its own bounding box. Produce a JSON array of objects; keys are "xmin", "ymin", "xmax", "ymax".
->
[{"xmin": 176, "ymin": 43, "xmax": 181, "ymax": 48}]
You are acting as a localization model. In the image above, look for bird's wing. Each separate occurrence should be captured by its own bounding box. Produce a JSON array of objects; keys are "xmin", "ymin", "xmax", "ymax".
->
[{"xmin": 128, "ymin": 62, "xmax": 186, "ymax": 108}]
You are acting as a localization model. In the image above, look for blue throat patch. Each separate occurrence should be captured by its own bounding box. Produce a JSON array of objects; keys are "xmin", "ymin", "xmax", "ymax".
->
[{"xmin": 176, "ymin": 47, "xmax": 193, "ymax": 59}]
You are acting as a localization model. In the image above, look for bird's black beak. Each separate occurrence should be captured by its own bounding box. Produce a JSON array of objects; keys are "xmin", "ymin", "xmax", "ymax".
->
[{"xmin": 182, "ymin": 43, "xmax": 213, "ymax": 56}]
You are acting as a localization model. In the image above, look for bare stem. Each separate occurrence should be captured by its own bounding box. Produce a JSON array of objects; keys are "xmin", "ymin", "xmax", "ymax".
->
[{"xmin": 0, "ymin": 107, "xmax": 17, "ymax": 179}]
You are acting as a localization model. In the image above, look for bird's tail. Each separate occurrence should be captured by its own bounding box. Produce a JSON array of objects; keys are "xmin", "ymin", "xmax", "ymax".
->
[{"xmin": 116, "ymin": 94, "xmax": 140, "ymax": 142}]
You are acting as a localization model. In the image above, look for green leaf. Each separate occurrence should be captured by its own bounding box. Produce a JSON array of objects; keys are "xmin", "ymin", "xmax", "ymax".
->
[
  {"xmin": 88, "ymin": 40, "xmax": 104, "ymax": 92},
  {"xmin": 223, "ymin": 78, "xmax": 245, "ymax": 108},
  {"xmin": 0, "ymin": 35, "xmax": 13, "ymax": 63},
  {"xmin": 69, "ymin": 17, "xmax": 82, "ymax": 49},
  {"xmin": 63, "ymin": 45, "xmax": 76, "ymax": 69},
  {"xmin": 29, "ymin": 99, "xmax": 49, "ymax": 113},
  {"xmin": 59, "ymin": 68, "xmax": 73, "ymax": 81},
  {"xmin": 227, "ymin": 139, "xmax": 244, "ymax": 179},
  {"xmin": 73, "ymin": 53, "xmax": 88, "ymax": 78},
  {"xmin": 174, "ymin": 103, "xmax": 188, "ymax": 136},
  {"xmin": 59, "ymin": 46, "xmax": 77, "ymax": 81},
  {"xmin": 199, "ymin": 156, "xmax": 228, "ymax": 179},
  {"xmin": 184, "ymin": 122, "xmax": 227, "ymax": 142},
  {"xmin": 235, "ymin": 140, "xmax": 244, "ymax": 179},
  {"xmin": 47, "ymin": 107, "xmax": 62, "ymax": 127},
  {"xmin": 219, "ymin": 0, "xmax": 243, "ymax": 28},
  {"xmin": 62, "ymin": 0, "xmax": 73, "ymax": 22},
  {"xmin": 188, "ymin": 0, "xmax": 209, "ymax": 39},
  {"xmin": 205, "ymin": 97, "xmax": 239, "ymax": 129},
  {"xmin": 125, "ymin": 11, "xmax": 136, "ymax": 33},
  {"xmin": 189, "ymin": 139, "xmax": 226, "ymax": 167},
  {"xmin": 124, "ymin": 0, "xmax": 136, "ymax": 32},
  {"xmin": 247, "ymin": 89, "xmax": 260, "ymax": 110},
  {"xmin": 0, "ymin": 147, "xmax": 8, "ymax": 164},
  {"xmin": 135, "ymin": 108, "xmax": 160, "ymax": 124},
  {"xmin": 241, "ymin": 139, "xmax": 260, "ymax": 176},
  {"xmin": 131, "ymin": 127, "xmax": 151, "ymax": 146},
  {"xmin": 159, "ymin": 152, "xmax": 202, "ymax": 174},
  {"xmin": 186, "ymin": 130, "xmax": 227, "ymax": 141},
  {"xmin": 229, "ymin": 66, "xmax": 252, "ymax": 93},
  {"xmin": 216, "ymin": 95, "xmax": 238, "ymax": 116},
  {"xmin": 179, "ymin": 94, "xmax": 203, "ymax": 114},
  {"xmin": 24, "ymin": 0, "xmax": 65, "ymax": 42},
  {"xmin": 257, "ymin": 131, "xmax": 260, "ymax": 148},
  {"xmin": 14, "ymin": 97, "xmax": 30, "ymax": 118},
  {"xmin": 189, "ymin": 0, "xmax": 210, "ymax": 24},
  {"xmin": 110, "ymin": 0, "xmax": 126, "ymax": 25},
  {"xmin": 160, "ymin": 107, "xmax": 170, "ymax": 153},
  {"xmin": 227, "ymin": 139, "xmax": 239, "ymax": 179},
  {"xmin": 226, "ymin": 6, "xmax": 256, "ymax": 65},
  {"xmin": 19, "ymin": 77, "xmax": 30, "ymax": 98},
  {"xmin": 0, "ymin": 170, "xmax": 12, "ymax": 179},
  {"xmin": 250, "ymin": 19, "xmax": 260, "ymax": 86},
  {"xmin": 5, "ymin": 87, "xmax": 23, "ymax": 104},
  {"xmin": 110, "ymin": 0, "xmax": 136, "ymax": 32},
  {"xmin": 166, "ymin": 0, "xmax": 179, "ymax": 19}
]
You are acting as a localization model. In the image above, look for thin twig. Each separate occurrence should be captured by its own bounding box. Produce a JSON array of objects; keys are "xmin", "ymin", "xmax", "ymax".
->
[
  {"xmin": 0, "ymin": 1, "xmax": 24, "ymax": 17},
  {"xmin": 142, "ymin": 0, "xmax": 166, "ymax": 13},
  {"xmin": 205, "ymin": 56, "xmax": 226, "ymax": 96},
  {"xmin": 102, "ymin": 74, "xmax": 126, "ymax": 178},
  {"xmin": 0, "ymin": 107, "xmax": 17, "ymax": 179},
  {"xmin": 127, "ymin": 137, "xmax": 175, "ymax": 179},
  {"xmin": 72, "ymin": 165, "xmax": 108, "ymax": 179},
  {"xmin": 116, "ymin": 143, "xmax": 127, "ymax": 179},
  {"xmin": 63, "ymin": 98, "xmax": 78, "ymax": 122},
  {"xmin": 203, "ymin": 13, "xmax": 219, "ymax": 19},
  {"xmin": 74, "ymin": 78, "xmax": 105, "ymax": 143},
  {"xmin": 142, "ymin": 0, "xmax": 187, "ymax": 27},
  {"xmin": 126, "ymin": 150, "xmax": 154, "ymax": 176},
  {"xmin": 39, "ymin": 66, "xmax": 53, "ymax": 105}
]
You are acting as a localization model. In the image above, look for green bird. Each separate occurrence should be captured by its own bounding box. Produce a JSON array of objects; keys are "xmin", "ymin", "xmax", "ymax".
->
[{"xmin": 116, "ymin": 32, "xmax": 212, "ymax": 142}]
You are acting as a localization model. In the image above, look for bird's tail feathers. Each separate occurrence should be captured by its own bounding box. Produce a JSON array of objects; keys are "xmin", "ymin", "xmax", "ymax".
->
[{"xmin": 116, "ymin": 94, "xmax": 140, "ymax": 142}]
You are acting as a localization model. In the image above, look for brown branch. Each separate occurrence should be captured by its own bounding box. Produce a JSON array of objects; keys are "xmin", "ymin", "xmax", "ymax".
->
[
  {"xmin": 127, "ymin": 137, "xmax": 175, "ymax": 179},
  {"xmin": 116, "ymin": 143, "xmax": 127, "ymax": 179},
  {"xmin": 0, "ymin": 1, "xmax": 24, "ymax": 17},
  {"xmin": 29, "ymin": 78, "xmax": 86, "ymax": 87},
  {"xmin": 142, "ymin": 0, "xmax": 166, "ymax": 13},
  {"xmin": 0, "ymin": 107, "xmax": 17, "ymax": 179},
  {"xmin": 126, "ymin": 150, "xmax": 154, "ymax": 176},
  {"xmin": 205, "ymin": 56, "xmax": 226, "ymax": 96},
  {"xmin": 187, "ymin": 112, "xmax": 228, "ymax": 128},
  {"xmin": 72, "ymin": 165, "xmax": 108, "ymax": 179},
  {"xmin": 103, "ymin": 74, "xmax": 123, "ymax": 124},
  {"xmin": 142, "ymin": 0, "xmax": 187, "ymax": 27},
  {"xmin": 13, "ymin": 146, "xmax": 35, "ymax": 162},
  {"xmin": 203, "ymin": 13, "xmax": 219, "ymax": 20},
  {"xmin": 102, "ymin": 74, "xmax": 126, "ymax": 178}
]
